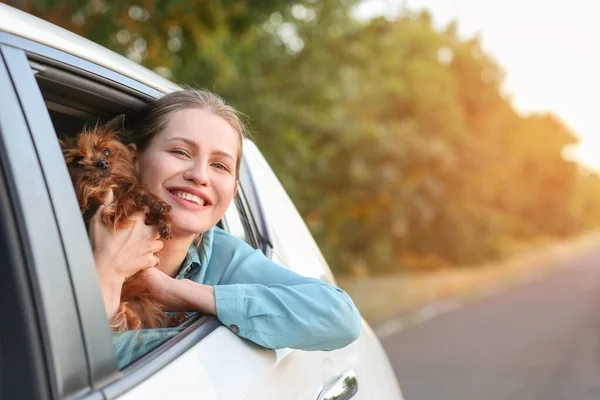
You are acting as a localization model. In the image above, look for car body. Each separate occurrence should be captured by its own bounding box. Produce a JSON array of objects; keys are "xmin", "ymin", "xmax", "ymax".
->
[{"xmin": 0, "ymin": 4, "xmax": 404, "ymax": 400}]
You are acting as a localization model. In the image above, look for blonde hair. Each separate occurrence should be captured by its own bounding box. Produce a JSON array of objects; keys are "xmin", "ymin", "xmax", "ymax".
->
[{"xmin": 129, "ymin": 89, "xmax": 246, "ymax": 179}]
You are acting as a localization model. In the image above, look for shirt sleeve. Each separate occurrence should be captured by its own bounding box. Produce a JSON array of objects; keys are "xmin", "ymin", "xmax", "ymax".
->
[{"xmin": 209, "ymin": 229, "xmax": 362, "ymax": 351}]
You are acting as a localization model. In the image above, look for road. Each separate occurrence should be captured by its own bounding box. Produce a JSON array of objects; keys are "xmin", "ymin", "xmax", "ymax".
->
[{"xmin": 382, "ymin": 248, "xmax": 600, "ymax": 400}]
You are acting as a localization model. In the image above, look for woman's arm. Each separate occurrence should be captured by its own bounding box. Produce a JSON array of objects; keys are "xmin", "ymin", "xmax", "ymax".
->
[
  {"xmin": 148, "ymin": 227, "xmax": 362, "ymax": 351},
  {"xmin": 212, "ymin": 252, "xmax": 362, "ymax": 351},
  {"xmin": 142, "ymin": 268, "xmax": 216, "ymax": 315}
]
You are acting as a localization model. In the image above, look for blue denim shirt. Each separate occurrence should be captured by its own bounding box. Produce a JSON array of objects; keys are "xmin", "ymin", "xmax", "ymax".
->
[{"xmin": 113, "ymin": 226, "xmax": 361, "ymax": 368}]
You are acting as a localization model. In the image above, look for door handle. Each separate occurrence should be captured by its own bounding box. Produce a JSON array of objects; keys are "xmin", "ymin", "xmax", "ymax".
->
[{"xmin": 317, "ymin": 369, "xmax": 358, "ymax": 400}]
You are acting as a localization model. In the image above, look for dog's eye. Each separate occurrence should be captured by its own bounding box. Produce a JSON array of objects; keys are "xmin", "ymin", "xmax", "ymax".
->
[{"xmin": 102, "ymin": 149, "xmax": 110, "ymax": 157}]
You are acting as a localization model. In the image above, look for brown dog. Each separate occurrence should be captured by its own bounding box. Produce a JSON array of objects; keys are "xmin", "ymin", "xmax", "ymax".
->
[{"xmin": 60, "ymin": 115, "xmax": 174, "ymax": 331}]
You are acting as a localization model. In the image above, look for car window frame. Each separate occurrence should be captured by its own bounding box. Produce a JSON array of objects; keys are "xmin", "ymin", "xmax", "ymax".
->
[
  {"xmin": 2, "ymin": 39, "xmax": 120, "ymax": 386},
  {"xmin": 0, "ymin": 32, "xmax": 163, "ymax": 99},
  {"xmin": 0, "ymin": 141, "xmax": 51, "ymax": 400},
  {"xmin": 0, "ymin": 31, "xmax": 274, "ymax": 398},
  {"xmin": 0, "ymin": 43, "xmax": 98, "ymax": 399},
  {"xmin": 238, "ymin": 153, "xmax": 275, "ymax": 256},
  {"xmin": 222, "ymin": 186, "xmax": 262, "ymax": 249}
]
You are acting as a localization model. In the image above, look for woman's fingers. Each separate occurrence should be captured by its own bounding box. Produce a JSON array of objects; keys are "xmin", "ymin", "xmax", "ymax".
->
[
  {"xmin": 103, "ymin": 189, "xmax": 115, "ymax": 206},
  {"xmin": 144, "ymin": 253, "xmax": 157, "ymax": 269},
  {"xmin": 131, "ymin": 213, "xmax": 160, "ymax": 240},
  {"xmin": 153, "ymin": 239, "xmax": 164, "ymax": 253},
  {"xmin": 143, "ymin": 251, "xmax": 163, "ymax": 270},
  {"xmin": 89, "ymin": 190, "xmax": 115, "ymax": 233},
  {"xmin": 94, "ymin": 189, "xmax": 115, "ymax": 216}
]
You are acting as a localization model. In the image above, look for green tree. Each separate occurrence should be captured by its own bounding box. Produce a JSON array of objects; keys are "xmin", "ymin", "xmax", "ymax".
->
[{"xmin": 8, "ymin": 1, "xmax": 600, "ymax": 276}]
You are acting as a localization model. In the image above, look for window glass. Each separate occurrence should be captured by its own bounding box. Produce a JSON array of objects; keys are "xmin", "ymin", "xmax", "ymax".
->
[
  {"xmin": 223, "ymin": 189, "xmax": 259, "ymax": 249},
  {"xmin": 224, "ymin": 195, "xmax": 248, "ymax": 243},
  {"xmin": 112, "ymin": 328, "xmax": 183, "ymax": 369}
]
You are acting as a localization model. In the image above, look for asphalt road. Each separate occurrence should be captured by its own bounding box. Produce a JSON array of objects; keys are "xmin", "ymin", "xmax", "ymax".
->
[{"xmin": 382, "ymin": 248, "xmax": 600, "ymax": 400}]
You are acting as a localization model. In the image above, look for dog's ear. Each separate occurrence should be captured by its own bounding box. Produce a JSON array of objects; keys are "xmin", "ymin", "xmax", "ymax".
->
[{"xmin": 104, "ymin": 114, "xmax": 126, "ymax": 135}]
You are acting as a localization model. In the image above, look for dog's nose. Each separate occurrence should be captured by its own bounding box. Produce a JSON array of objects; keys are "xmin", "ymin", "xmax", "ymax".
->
[{"xmin": 97, "ymin": 159, "xmax": 109, "ymax": 170}]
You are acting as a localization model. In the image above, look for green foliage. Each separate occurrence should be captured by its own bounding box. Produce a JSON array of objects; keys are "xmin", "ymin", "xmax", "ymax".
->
[{"xmin": 11, "ymin": 0, "xmax": 600, "ymax": 276}]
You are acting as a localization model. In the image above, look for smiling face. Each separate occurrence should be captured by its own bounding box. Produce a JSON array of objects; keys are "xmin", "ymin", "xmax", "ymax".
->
[{"xmin": 133, "ymin": 108, "xmax": 239, "ymax": 238}]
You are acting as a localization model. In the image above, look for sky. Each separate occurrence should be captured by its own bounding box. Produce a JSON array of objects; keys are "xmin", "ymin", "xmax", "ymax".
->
[{"xmin": 354, "ymin": 0, "xmax": 600, "ymax": 171}]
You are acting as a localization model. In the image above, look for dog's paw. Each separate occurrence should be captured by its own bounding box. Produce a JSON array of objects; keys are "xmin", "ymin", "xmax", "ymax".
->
[
  {"xmin": 158, "ymin": 221, "xmax": 173, "ymax": 240},
  {"xmin": 150, "ymin": 200, "xmax": 172, "ymax": 215},
  {"xmin": 160, "ymin": 201, "xmax": 172, "ymax": 214}
]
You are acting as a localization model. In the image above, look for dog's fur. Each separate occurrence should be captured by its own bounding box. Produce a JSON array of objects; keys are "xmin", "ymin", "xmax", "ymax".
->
[{"xmin": 60, "ymin": 115, "xmax": 174, "ymax": 331}]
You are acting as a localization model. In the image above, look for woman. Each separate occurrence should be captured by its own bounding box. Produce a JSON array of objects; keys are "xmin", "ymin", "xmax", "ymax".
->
[{"xmin": 89, "ymin": 90, "xmax": 361, "ymax": 366}]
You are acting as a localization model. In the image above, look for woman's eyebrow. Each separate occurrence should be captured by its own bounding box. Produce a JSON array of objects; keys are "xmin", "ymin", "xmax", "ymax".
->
[
  {"xmin": 168, "ymin": 137, "xmax": 234, "ymax": 162},
  {"xmin": 213, "ymin": 150, "xmax": 235, "ymax": 163},
  {"xmin": 168, "ymin": 136, "xmax": 199, "ymax": 148}
]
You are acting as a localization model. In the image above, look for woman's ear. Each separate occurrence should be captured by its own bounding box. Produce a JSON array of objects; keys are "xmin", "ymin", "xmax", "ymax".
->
[{"xmin": 233, "ymin": 181, "xmax": 239, "ymax": 197}]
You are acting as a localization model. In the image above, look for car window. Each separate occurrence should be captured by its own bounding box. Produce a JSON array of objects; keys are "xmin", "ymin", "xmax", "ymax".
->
[
  {"xmin": 224, "ymin": 196, "xmax": 249, "ymax": 242},
  {"xmin": 21, "ymin": 57, "xmax": 263, "ymax": 372},
  {"xmin": 30, "ymin": 61, "xmax": 174, "ymax": 370},
  {"xmin": 222, "ymin": 188, "xmax": 260, "ymax": 249}
]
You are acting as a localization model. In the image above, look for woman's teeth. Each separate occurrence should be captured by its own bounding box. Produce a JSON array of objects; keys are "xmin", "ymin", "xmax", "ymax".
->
[{"xmin": 174, "ymin": 191, "xmax": 205, "ymax": 206}]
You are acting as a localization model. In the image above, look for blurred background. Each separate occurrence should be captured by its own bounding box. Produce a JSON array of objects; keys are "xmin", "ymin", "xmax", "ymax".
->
[{"xmin": 6, "ymin": 0, "xmax": 600, "ymax": 398}]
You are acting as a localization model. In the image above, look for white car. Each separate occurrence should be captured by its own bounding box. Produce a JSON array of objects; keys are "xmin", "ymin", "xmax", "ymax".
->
[{"xmin": 0, "ymin": 4, "xmax": 404, "ymax": 400}]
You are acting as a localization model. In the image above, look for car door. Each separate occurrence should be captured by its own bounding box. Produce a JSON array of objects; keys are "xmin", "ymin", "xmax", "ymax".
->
[
  {"xmin": 0, "ymin": 29, "xmax": 376, "ymax": 400},
  {"xmin": 241, "ymin": 141, "xmax": 404, "ymax": 400}
]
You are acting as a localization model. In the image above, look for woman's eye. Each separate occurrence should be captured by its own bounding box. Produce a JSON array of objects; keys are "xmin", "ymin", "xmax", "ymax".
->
[
  {"xmin": 213, "ymin": 163, "xmax": 230, "ymax": 172},
  {"xmin": 102, "ymin": 149, "xmax": 110, "ymax": 157},
  {"xmin": 171, "ymin": 149, "xmax": 189, "ymax": 157}
]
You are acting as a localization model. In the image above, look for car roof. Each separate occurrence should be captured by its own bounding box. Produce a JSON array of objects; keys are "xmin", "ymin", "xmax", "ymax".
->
[{"xmin": 0, "ymin": 3, "xmax": 181, "ymax": 94}]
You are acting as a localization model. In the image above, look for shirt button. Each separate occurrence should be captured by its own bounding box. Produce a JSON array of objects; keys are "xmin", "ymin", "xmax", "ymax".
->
[{"xmin": 230, "ymin": 324, "xmax": 239, "ymax": 334}]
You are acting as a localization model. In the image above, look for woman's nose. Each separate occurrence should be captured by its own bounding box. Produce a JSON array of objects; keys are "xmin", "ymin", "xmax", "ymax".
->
[
  {"xmin": 96, "ymin": 159, "xmax": 109, "ymax": 170},
  {"xmin": 184, "ymin": 162, "xmax": 210, "ymax": 185}
]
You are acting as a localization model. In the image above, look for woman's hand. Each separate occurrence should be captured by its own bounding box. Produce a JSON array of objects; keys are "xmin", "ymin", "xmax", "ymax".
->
[
  {"xmin": 138, "ymin": 267, "xmax": 175, "ymax": 306},
  {"xmin": 89, "ymin": 190, "xmax": 164, "ymax": 318},
  {"xmin": 141, "ymin": 267, "xmax": 216, "ymax": 315},
  {"xmin": 89, "ymin": 190, "xmax": 164, "ymax": 279}
]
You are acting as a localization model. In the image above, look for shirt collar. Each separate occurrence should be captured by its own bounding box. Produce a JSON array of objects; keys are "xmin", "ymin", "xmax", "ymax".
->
[
  {"xmin": 174, "ymin": 227, "xmax": 215, "ymax": 281},
  {"xmin": 175, "ymin": 245, "xmax": 200, "ymax": 280}
]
